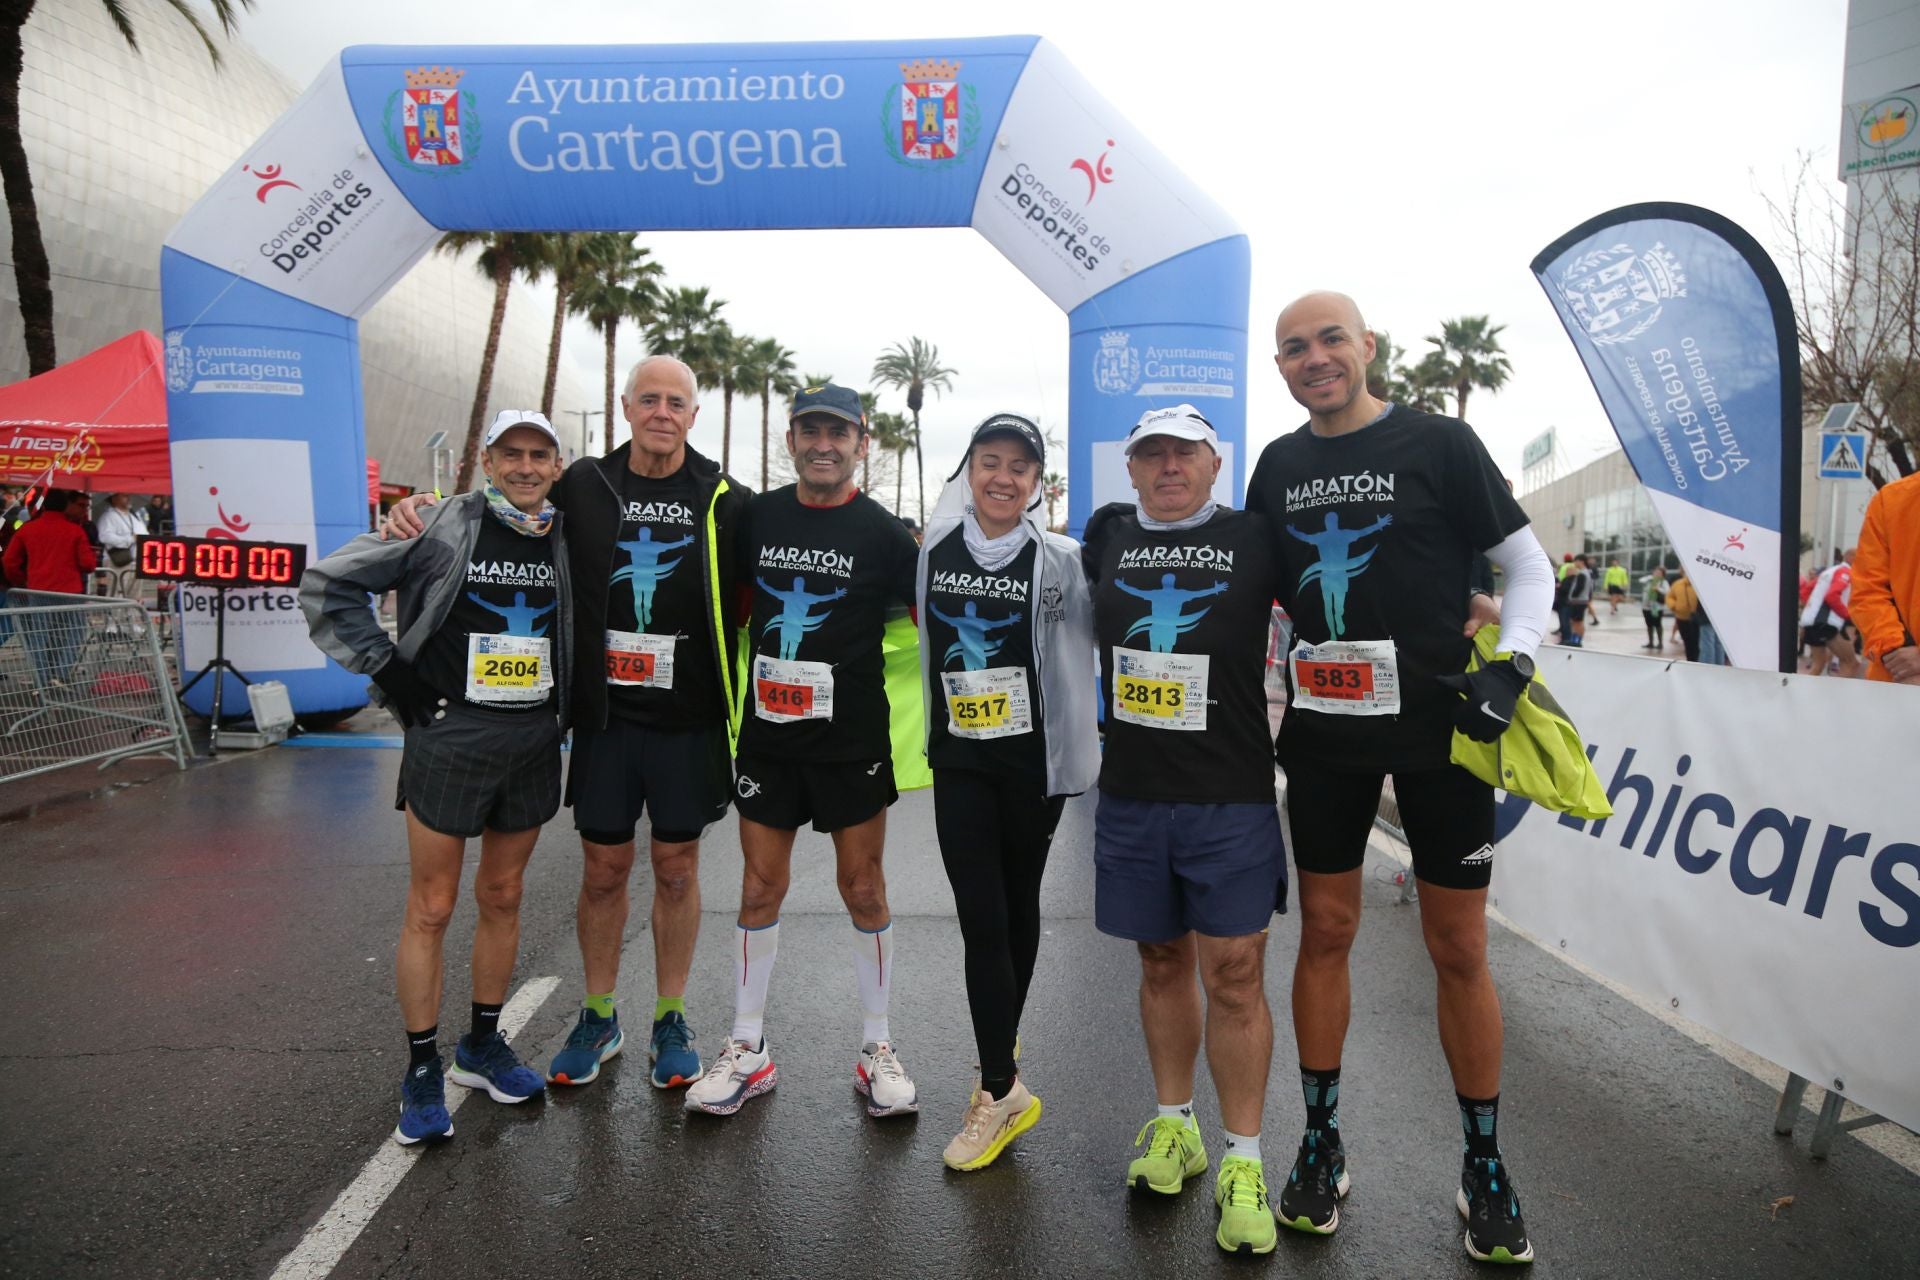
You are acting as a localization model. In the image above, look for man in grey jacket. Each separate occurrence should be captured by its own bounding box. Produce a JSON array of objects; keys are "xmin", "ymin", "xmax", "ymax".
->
[{"xmin": 300, "ymin": 411, "xmax": 572, "ymax": 1146}]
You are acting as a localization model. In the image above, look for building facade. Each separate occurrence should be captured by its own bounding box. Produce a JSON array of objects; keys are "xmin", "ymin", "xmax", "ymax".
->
[{"xmin": 0, "ymin": 1, "xmax": 595, "ymax": 492}]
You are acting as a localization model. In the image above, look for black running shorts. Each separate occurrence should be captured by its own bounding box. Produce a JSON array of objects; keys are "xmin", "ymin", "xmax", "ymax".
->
[
  {"xmin": 397, "ymin": 704, "xmax": 563, "ymax": 838},
  {"xmin": 1281, "ymin": 759, "xmax": 1496, "ymax": 890},
  {"xmin": 567, "ymin": 717, "xmax": 732, "ymax": 841},
  {"xmin": 732, "ymin": 751, "xmax": 897, "ymax": 833}
]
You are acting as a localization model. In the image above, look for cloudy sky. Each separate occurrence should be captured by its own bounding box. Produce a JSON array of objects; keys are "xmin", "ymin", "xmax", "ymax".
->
[{"xmin": 237, "ymin": 0, "xmax": 1849, "ymax": 501}]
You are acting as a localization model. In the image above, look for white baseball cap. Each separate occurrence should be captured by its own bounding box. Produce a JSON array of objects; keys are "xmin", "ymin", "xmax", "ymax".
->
[
  {"xmin": 1122, "ymin": 404, "xmax": 1219, "ymax": 456},
  {"xmin": 483, "ymin": 409, "xmax": 562, "ymax": 450}
]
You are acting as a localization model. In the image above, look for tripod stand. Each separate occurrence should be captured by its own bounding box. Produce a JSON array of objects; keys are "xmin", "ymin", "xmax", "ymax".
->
[{"xmin": 175, "ymin": 585, "xmax": 252, "ymax": 757}]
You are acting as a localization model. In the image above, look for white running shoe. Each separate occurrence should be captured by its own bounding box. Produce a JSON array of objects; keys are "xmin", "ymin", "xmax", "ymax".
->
[
  {"xmin": 682, "ymin": 1037, "xmax": 776, "ymax": 1116},
  {"xmin": 854, "ymin": 1041, "xmax": 919, "ymax": 1117}
]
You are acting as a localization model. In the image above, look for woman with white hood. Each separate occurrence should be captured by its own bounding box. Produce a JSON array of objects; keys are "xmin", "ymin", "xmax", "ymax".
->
[{"xmin": 916, "ymin": 412, "xmax": 1098, "ymax": 1172}]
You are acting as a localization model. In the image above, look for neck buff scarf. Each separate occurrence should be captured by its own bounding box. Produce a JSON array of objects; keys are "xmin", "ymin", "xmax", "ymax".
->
[
  {"xmin": 483, "ymin": 481, "xmax": 555, "ymax": 537},
  {"xmin": 962, "ymin": 507, "xmax": 1033, "ymax": 571},
  {"xmin": 1136, "ymin": 498, "xmax": 1218, "ymax": 532}
]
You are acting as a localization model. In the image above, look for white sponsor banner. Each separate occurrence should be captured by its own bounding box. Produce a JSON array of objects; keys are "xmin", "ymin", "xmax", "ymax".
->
[
  {"xmin": 1089, "ymin": 439, "xmax": 1234, "ymax": 515},
  {"xmin": 164, "ymin": 57, "xmax": 439, "ymax": 319},
  {"xmin": 1492, "ymin": 648, "xmax": 1920, "ymax": 1132},
  {"xmin": 968, "ymin": 39, "xmax": 1238, "ymax": 312},
  {"xmin": 1645, "ymin": 489, "xmax": 1779, "ymax": 671},
  {"xmin": 172, "ymin": 439, "xmax": 325, "ymax": 673}
]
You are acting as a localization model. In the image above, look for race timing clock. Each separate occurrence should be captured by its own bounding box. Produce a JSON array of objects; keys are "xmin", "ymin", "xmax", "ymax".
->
[{"xmin": 133, "ymin": 535, "xmax": 308, "ymax": 588}]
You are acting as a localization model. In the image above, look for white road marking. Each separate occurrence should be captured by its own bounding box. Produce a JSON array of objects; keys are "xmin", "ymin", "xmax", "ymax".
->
[{"xmin": 267, "ymin": 975, "xmax": 561, "ymax": 1280}]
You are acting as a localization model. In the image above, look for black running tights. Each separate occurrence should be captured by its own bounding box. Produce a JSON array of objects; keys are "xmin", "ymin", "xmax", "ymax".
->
[{"xmin": 932, "ymin": 768, "xmax": 1066, "ymax": 1086}]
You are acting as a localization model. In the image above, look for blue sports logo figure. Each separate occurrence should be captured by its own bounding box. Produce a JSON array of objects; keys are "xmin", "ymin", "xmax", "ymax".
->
[
  {"xmin": 1287, "ymin": 511, "xmax": 1392, "ymax": 639},
  {"xmin": 757, "ymin": 575, "xmax": 847, "ymax": 660},
  {"xmin": 613, "ymin": 527, "xmax": 696, "ymax": 628},
  {"xmin": 1117, "ymin": 573, "xmax": 1228, "ymax": 653},
  {"xmin": 467, "ymin": 590, "xmax": 556, "ymax": 637},
  {"xmin": 930, "ymin": 599, "xmax": 1023, "ymax": 671}
]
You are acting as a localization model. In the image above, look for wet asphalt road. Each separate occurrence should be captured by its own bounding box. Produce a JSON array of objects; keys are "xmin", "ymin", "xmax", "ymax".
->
[{"xmin": 3, "ymin": 743, "xmax": 1919, "ymax": 1279}]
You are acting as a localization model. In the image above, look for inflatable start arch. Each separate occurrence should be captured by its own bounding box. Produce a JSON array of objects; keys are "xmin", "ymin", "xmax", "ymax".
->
[{"xmin": 162, "ymin": 36, "xmax": 1250, "ymax": 715}]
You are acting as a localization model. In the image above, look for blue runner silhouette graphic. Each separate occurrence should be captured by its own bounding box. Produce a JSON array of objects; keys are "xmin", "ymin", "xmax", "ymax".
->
[
  {"xmin": 757, "ymin": 576, "xmax": 846, "ymax": 660},
  {"xmin": 1117, "ymin": 573, "xmax": 1228, "ymax": 652},
  {"xmin": 1286, "ymin": 511, "xmax": 1392, "ymax": 638},
  {"xmin": 613, "ymin": 527, "xmax": 696, "ymax": 628},
  {"xmin": 930, "ymin": 599, "xmax": 1024, "ymax": 670},
  {"xmin": 467, "ymin": 590, "xmax": 556, "ymax": 637}
]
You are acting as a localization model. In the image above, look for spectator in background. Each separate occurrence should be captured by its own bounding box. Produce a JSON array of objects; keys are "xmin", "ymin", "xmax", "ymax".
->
[
  {"xmin": 1696, "ymin": 602, "xmax": 1727, "ymax": 666},
  {"xmin": 1851, "ymin": 471, "xmax": 1920, "ymax": 686},
  {"xmin": 1639, "ymin": 565, "xmax": 1668, "ymax": 650},
  {"xmin": 145, "ymin": 493, "xmax": 174, "ymax": 535},
  {"xmin": 1562, "ymin": 554, "xmax": 1595, "ymax": 646},
  {"xmin": 1604, "ymin": 558, "xmax": 1628, "ymax": 615},
  {"xmin": 1667, "ymin": 571, "xmax": 1701, "ymax": 662},
  {"xmin": 95, "ymin": 493, "xmax": 148, "ymax": 568},
  {"xmin": 1, "ymin": 490, "xmax": 96, "ymax": 688},
  {"xmin": 1798, "ymin": 549, "xmax": 1860, "ymax": 678}
]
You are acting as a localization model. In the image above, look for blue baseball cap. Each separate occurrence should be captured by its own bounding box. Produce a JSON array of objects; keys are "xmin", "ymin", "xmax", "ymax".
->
[{"xmin": 789, "ymin": 383, "xmax": 866, "ymax": 429}]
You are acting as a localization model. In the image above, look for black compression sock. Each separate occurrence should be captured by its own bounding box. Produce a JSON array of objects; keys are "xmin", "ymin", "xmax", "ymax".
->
[
  {"xmin": 1302, "ymin": 1065, "xmax": 1342, "ymax": 1144},
  {"xmin": 1459, "ymin": 1092, "xmax": 1501, "ymax": 1162},
  {"xmin": 407, "ymin": 1025, "xmax": 439, "ymax": 1070},
  {"xmin": 470, "ymin": 1001, "xmax": 503, "ymax": 1045}
]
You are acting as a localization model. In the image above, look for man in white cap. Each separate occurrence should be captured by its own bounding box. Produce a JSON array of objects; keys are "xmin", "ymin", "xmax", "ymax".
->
[
  {"xmin": 1081, "ymin": 403, "xmax": 1290, "ymax": 1256},
  {"xmin": 302, "ymin": 409, "xmax": 572, "ymax": 1145}
]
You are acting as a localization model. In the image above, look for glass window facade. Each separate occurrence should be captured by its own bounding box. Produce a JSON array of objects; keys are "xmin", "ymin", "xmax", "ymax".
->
[{"xmin": 1581, "ymin": 487, "xmax": 1678, "ymax": 583}]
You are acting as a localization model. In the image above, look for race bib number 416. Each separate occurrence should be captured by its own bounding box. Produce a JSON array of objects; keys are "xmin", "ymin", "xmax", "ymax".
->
[
  {"xmin": 1112, "ymin": 647, "xmax": 1208, "ymax": 732},
  {"xmin": 753, "ymin": 654, "xmax": 835, "ymax": 723}
]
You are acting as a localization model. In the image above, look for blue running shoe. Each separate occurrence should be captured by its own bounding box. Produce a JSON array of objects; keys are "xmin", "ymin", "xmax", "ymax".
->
[
  {"xmin": 449, "ymin": 1031, "xmax": 545, "ymax": 1103},
  {"xmin": 649, "ymin": 1010, "xmax": 701, "ymax": 1089},
  {"xmin": 548, "ymin": 1008, "xmax": 623, "ymax": 1086},
  {"xmin": 394, "ymin": 1058, "xmax": 453, "ymax": 1146}
]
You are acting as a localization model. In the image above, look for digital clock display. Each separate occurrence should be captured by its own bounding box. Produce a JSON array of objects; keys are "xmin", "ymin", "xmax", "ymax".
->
[{"xmin": 133, "ymin": 535, "xmax": 308, "ymax": 588}]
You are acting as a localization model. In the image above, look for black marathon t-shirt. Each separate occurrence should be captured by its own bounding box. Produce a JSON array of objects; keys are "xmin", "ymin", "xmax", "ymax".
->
[
  {"xmin": 1245, "ymin": 405, "xmax": 1528, "ymax": 771},
  {"xmin": 1084, "ymin": 505, "xmax": 1283, "ymax": 805},
  {"xmin": 603, "ymin": 464, "xmax": 720, "ymax": 730},
  {"xmin": 414, "ymin": 512, "xmax": 560, "ymax": 713},
  {"xmin": 735, "ymin": 487, "xmax": 919, "ymax": 763},
  {"xmin": 924, "ymin": 534, "xmax": 1044, "ymax": 776}
]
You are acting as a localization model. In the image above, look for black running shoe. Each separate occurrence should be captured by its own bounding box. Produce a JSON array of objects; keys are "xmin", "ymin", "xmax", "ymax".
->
[
  {"xmin": 1276, "ymin": 1130, "xmax": 1350, "ymax": 1234},
  {"xmin": 1458, "ymin": 1156, "xmax": 1535, "ymax": 1263}
]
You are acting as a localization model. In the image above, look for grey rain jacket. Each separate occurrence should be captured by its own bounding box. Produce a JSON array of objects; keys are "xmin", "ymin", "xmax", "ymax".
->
[
  {"xmin": 298, "ymin": 490, "xmax": 574, "ymax": 728},
  {"xmin": 915, "ymin": 471, "xmax": 1099, "ymax": 798}
]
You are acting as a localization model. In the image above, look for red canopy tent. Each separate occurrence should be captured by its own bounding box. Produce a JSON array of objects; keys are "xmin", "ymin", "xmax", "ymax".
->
[{"xmin": 0, "ymin": 331, "xmax": 172, "ymax": 493}]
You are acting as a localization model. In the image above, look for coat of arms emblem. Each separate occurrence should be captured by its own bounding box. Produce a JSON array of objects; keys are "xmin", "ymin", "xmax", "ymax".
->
[
  {"xmin": 164, "ymin": 331, "xmax": 193, "ymax": 394},
  {"xmin": 1557, "ymin": 242, "xmax": 1686, "ymax": 346},
  {"xmin": 1092, "ymin": 330, "xmax": 1141, "ymax": 395},
  {"xmin": 403, "ymin": 67, "xmax": 467, "ymax": 167},
  {"xmin": 899, "ymin": 59, "xmax": 962, "ymax": 161}
]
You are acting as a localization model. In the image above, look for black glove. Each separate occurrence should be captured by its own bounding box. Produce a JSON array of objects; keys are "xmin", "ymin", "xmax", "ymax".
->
[
  {"xmin": 371, "ymin": 656, "xmax": 445, "ymax": 728},
  {"xmin": 1435, "ymin": 657, "xmax": 1530, "ymax": 744}
]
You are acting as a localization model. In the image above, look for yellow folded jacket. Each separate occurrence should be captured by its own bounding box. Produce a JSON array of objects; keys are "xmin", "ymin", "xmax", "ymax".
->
[{"xmin": 1449, "ymin": 626, "xmax": 1612, "ymax": 820}]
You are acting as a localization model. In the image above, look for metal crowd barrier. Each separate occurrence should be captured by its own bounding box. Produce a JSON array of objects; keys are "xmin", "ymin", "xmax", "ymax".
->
[{"xmin": 0, "ymin": 589, "xmax": 190, "ymax": 784}]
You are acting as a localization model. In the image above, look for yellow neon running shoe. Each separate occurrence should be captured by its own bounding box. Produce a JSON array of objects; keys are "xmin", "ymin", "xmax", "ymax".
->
[{"xmin": 1128, "ymin": 1115, "xmax": 1208, "ymax": 1194}]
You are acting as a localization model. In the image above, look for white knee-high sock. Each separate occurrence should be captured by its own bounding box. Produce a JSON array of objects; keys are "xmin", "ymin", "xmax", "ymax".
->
[
  {"xmin": 731, "ymin": 921, "xmax": 779, "ymax": 1047},
  {"xmin": 851, "ymin": 921, "xmax": 893, "ymax": 1044}
]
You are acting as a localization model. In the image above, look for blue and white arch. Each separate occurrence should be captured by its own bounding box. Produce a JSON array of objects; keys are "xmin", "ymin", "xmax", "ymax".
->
[{"xmin": 161, "ymin": 36, "xmax": 1250, "ymax": 715}]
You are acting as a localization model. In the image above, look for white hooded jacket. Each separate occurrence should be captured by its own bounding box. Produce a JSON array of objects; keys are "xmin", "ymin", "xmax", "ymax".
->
[{"xmin": 915, "ymin": 471, "xmax": 1100, "ymax": 798}]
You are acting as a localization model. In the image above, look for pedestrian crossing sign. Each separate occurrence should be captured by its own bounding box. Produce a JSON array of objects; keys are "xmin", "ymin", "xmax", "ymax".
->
[{"xmin": 1819, "ymin": 431, "xmax": 1867, "ymax": 480}]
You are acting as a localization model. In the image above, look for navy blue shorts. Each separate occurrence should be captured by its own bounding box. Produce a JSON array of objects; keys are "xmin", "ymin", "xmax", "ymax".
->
[{"xmin": 1093, "ymin": 793, "xmax": 1289, "ymax": 943}]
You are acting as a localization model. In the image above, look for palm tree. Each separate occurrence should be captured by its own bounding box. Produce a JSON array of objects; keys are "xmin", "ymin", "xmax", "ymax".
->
[
  {"xmin": 437, "ymin": 231, "xmax": 551, "ymax": 490},
  {"xmin": 871, "ymin": 338, "xmax": 956, "ymax": 523},
  {"xmin": 1042, "ymin": 470, "xmax": 1066, "ymax": 529},
  {"xmin": 738, "ymin": 338, "xmax": 799, "ymax": 488},
  {"xmin": 800, "ymin": 371, "xmax": 835, "ymax": 389},
  {"xmin": 1423, "ymin": 316, "xmax": 1514, "ymax": 421},
  {"xmin": 644, "ymin": 285, "xmax": 726, "ymax": 359},
  {"xmin": 856, "ymin": 391, "xmax": 879, "ymax": 490},
  {"xmin": 566, "ymin": 236, "xmax": 664, "ymax": 452},
  {"xmin": 869, "ymin": 411, "xmax": 914, "ymax": 516},
  {"xmin": 536, "ymin": 232, "xmax": 625, "ymax": 418},
  {"xmin": 2, "ymin": 1, "xmax": 254, "ymax": 374}
]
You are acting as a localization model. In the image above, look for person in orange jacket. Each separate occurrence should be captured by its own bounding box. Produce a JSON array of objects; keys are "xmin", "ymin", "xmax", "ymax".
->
[{"xmin": 1850, "ymin": 471, "xmax": 1920, "ymax": 685}]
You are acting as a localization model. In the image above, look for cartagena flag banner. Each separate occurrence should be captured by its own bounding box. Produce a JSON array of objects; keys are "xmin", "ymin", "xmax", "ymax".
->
[{"xmin": 1531, "ymin": 203, "xmax": 1801, "ymax": 672}]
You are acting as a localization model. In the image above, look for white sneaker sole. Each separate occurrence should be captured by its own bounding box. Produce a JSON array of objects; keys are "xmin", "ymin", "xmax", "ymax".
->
[
  {"xmin": 448, "ymin": 1065, "xmax": 541, "ymax": 1104},
  {"xmin": 853, "ymin": 1069, "xmax": 919, "ymax": 1117},
  {"xmin": 684, "ymin": 1062, "xmax": 778, "ymax": 1116},
  {"xmin": 1456, "ymin": 1187, "xmax": 1535, "ymax": 1263},
  {"xmin": 391, "ymin": 1122, "xmax": 453, "ymax": 1146}
]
